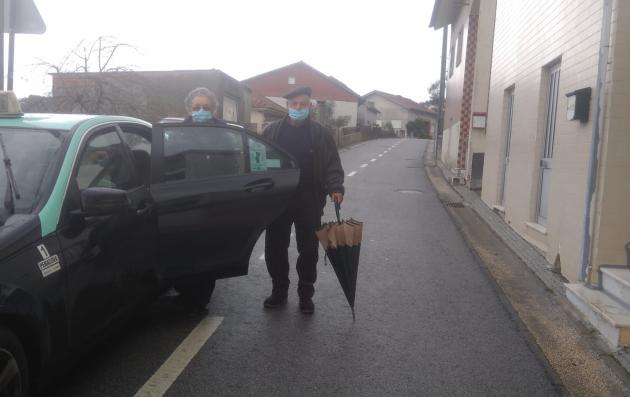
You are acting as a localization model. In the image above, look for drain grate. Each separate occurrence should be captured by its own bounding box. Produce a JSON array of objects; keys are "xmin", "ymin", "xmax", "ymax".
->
[{"xmin": 445, "ymin": 202, "xmax": 465, "ymax": 208}]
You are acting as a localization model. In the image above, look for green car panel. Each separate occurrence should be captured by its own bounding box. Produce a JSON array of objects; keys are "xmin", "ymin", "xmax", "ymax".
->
[{"xmin": 26, "ymin": 115, "xmax": 151, "ymax": 236}]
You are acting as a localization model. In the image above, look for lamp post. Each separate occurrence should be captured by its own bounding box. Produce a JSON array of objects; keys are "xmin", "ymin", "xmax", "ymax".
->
[{"xmin": 435, "ymin": 27, "xmax": 447, "ymax": 163}]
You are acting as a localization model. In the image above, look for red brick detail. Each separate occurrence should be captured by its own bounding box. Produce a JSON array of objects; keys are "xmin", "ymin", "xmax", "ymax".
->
[{"xmin": 457, "ymin": 11, "xmax": 479, "ymax": 169}]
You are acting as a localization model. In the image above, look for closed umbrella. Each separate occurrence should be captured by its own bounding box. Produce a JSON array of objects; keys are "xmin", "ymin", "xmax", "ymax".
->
[{"xmin": 316, "ymin": 203, "xmax": 363, "ymax": 322}]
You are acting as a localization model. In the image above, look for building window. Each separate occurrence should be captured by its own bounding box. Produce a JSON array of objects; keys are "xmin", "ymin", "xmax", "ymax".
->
[
  {"xmin": 499, "ymin": 88, "xmax": 515, "ymax": 206},
  {"xmin": 536, "ymin": 63, "xmax": 561, "ymax": 226},
  {"xmin": 456, "ymin": 29, "xmax": 464, "ymax": 66},
  {"xmin": 288, "ymin": 77, "xmax": 296, "ymax": 85}
]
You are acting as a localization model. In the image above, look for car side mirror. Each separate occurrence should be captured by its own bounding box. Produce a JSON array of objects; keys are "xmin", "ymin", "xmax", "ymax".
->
[{"xmin": 80, "ymin": 187, "xmax": 130, "ymax": 216}]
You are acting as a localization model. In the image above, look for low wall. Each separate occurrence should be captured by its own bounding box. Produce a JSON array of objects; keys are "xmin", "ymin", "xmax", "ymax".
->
[{"xmin": 333, "ymin": 126, "xmax": 394, "ymax": 148}]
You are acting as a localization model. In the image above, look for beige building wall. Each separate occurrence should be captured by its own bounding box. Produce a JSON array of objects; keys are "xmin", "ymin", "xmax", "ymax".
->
[
  {"xmin": 482, "ymin": 0, "xmax": 606, "ymax": 282},
  {"xmin": 442, "ymin": 6, "xmax": 467, "ymax": 170},
  {"xmin": 590, "ymin": 0, "xmax": 630, "ymax": 281},
  {"xmin": 250, "ymin": 110, "xmax": 265, "ymax": 133},
  {"xmin": 367, "ymin": 95, "xmax": 408, "ymax": 130},
  {"xmin": 332, "ymin": 101, "xmax": 359, "ymax": 127},
  {"xmin": 442, "ymin": 0, "xmax": 495, "ymax": 181},
  {"xmin": 465, "ymin": 0, "xmax": 495, "ymax": 182},
  {"xmin": 441, "ymin": 123, "xmax": 461, "ymax": 168}
]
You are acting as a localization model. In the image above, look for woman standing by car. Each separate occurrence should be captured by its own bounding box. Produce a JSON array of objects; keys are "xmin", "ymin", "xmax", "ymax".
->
[{"xmin": 183, "ymin": 87, "xmax": 226, "ymax": 125}]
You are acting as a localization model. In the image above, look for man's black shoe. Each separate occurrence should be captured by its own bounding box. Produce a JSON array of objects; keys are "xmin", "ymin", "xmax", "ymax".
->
[
  {"xmin": 299, "ymin": 298, "xmax": 315, "ymax": 314},
  {"xmin": 264, "ymin": 293, "xmax": 287, "ymax": 308}
]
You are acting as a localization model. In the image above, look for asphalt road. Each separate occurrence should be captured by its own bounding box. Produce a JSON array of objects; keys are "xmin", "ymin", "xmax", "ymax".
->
[{"xmin": 47, "ymin": 138, "xmax": 562, "ymax": 397}]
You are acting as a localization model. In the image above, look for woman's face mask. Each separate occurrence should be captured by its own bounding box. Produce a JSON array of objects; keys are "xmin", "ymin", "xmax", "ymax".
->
[
  {"xmin": 192, "ymin": 109, "xmax": 212, "ymax": 123},
  {"xmin": 191, "ymin": 96, "xmax": 213, "ymax": 122}
]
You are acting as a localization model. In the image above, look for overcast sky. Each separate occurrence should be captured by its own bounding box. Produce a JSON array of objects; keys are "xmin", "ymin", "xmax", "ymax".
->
[{"xmin": 11, "ymin": 0, "xmax": 443, "ymax": 103}]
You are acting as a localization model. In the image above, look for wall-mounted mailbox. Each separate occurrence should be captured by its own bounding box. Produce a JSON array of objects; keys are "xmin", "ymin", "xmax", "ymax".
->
[
  {"xmin": 566, "ymin": 87, "xmax": 591, "ymax": 123},
  {"xmin": 472, "ymin": 112, "xmax": 487, "ymax": 129}
]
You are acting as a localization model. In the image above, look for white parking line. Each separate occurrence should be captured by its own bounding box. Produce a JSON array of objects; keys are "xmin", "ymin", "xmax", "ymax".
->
[
  {"xmin": 347, "ymin": 171, "xmax": 357, "ymax": 177},
  {"xmin": 259, "ymin": 253, "xmax": 265, "ymax": 260},
  {"xmin": 378, "ymin": 154, "xmax": 383, "ymax": 157},
  {"xmin": 134, "ymin": 316, "xmax": 224, "ymax": 397},
  {"xmin": 370, "ymin": 159, "xmax": 377, "ymax": 162},
  {"xmin": 360, "ymin": 164, "xmax": 368, "ymax": 168}
]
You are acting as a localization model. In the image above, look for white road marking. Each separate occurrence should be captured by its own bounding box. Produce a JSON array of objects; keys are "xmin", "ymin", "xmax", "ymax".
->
[
  {"xmin": 134, "ymin": 316, "xmax": 224, "ymax": 397},
  {"xmin": 347, "ymin": 171, "xmax": 357, "ymax": 177},
  {"xmin": 360, "ymin": 164, "xmax": 368, "ymax": 168},
  {"xmin": 259, "ymin": 253, "xmax": 265, "ymax": 260},
  {"xmin": 378, "ymin": 154, "xmax": 383, "ymax": 157},
  {"xmin": 370, "ymin": 159, "xmax": 377, "ymax": 162}
]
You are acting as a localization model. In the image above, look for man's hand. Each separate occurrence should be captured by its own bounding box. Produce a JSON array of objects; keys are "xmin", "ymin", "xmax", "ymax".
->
[{"xmin": 329, "ymin": 192, "xmax": 344, "ymax": 204}]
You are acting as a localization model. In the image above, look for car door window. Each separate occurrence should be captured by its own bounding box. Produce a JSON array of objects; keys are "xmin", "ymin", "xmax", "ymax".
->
[
  {"xmin": 120, "ymin": 124, "xmax": 152, "ymax": 185},
  {"xmin": 162, "ymin": 126, "xmax": 245, "ymax": 181},
  {"xmin": 247, "ymin": 136, "xmax": 296, "ymax": 172},
  {"xmin": 76, "ymin": 128, "xmax": 135, "ymax": 190}
]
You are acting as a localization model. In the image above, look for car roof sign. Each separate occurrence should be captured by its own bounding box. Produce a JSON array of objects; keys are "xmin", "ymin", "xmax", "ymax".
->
[{"xmin": 0, "ymin": 91, "xmax": 23, "ymax": 117}]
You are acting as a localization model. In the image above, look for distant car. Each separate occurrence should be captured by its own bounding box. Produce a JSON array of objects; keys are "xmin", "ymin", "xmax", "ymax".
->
[{"xmin": 0, "ymin": 92, "xmax": 299, "ymax": 396}]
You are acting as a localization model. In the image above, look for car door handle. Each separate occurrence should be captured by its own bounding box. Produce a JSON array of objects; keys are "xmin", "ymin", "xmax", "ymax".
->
[{"xmin": 244, "ymin": 179, "xmax": 274, "ymax": 193}]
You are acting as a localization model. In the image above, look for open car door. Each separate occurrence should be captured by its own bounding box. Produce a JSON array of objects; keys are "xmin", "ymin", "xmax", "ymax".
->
[{"xmin": 150, "ymin": 123, "xmax": 299, "ymax": 280}]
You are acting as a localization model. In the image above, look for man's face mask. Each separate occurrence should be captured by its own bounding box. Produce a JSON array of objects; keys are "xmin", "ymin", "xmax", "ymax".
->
[
  {"xmin": 192, "ymin": 109, "xmax": 212, "ymax": 123},
  {"xmin": 287, "ymin": 95, "xmax": 311, "ymax": 121},
  {"xmin": 288, "ymin": 107, "xmax": 309, "ymax": 121}
]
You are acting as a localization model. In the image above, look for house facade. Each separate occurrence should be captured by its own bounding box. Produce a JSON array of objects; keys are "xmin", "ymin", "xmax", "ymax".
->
[
  {"xmin": 361, "ymin": 90, "xmax": 436, "ymax": 137},
  {"xmin": 358, "ymin": 99, "xmax": 381, "ymax": 126},
  {"xmin": 430, "ymin": 0, "xmax": 496, "ymax": 189},
  {"xmin": 250, "ymin": 92, "xmax": 286, "ymax": 133},
  {"xmin": 51, "ymin": 69, "xmax": 251, "ymax": 123},
  {"xmin": 242, "ymin": 61, "xmax": 360, "ymax": 128},
  {"xmin": 473, "ymin": 0, "xmax": 630, "ymax": 346}
]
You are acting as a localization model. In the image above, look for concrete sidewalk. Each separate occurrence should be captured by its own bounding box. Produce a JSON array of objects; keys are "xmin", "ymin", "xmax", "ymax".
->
[{"xmin": 424, "ymin": 140, "xmax": 630, "ymax": 396}]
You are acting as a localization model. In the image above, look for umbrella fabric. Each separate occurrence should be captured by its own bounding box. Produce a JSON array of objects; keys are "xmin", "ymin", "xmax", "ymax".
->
[{"xmin": 316, "ymin": 203, "xmax": 363, "ymax": 321}]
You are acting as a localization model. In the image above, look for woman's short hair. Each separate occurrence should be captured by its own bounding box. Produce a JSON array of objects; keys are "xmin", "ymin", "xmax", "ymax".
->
[{"xmin": 185, "ymin": 87, "xmax": 218, "ymax": 113}]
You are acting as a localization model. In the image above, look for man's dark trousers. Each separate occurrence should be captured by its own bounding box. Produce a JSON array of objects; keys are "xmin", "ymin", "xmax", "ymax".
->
[{"xmin": 265, "ymin": 189, "xmax": 322, "ymax": 299}]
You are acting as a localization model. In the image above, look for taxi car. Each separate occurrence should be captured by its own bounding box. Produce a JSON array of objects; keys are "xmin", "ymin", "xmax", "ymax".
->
[{"xmin": 0, "ymin": 92, "xmax": 298, "ymax": 396}]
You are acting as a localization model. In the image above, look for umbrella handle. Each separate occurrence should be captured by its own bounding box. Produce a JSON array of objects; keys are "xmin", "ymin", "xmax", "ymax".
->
[{"xmin": 335, "ymin": 201, "xmax": 341, "ymax": 224}]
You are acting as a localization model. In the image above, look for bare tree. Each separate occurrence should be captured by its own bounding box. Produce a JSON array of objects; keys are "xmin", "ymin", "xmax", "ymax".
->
[
  {"xmin": 28, "ymin": 36, "xmax": 145, "ymax": 116},
  {"xmin": 35, "ymin": 36, "xmax": 137, "ymax": 74}
]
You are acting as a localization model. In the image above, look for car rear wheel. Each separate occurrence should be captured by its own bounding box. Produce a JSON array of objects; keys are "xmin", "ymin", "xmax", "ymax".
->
[{"xmin": 0, "ymin": 327, "xmax": 29, "ymax": 397}]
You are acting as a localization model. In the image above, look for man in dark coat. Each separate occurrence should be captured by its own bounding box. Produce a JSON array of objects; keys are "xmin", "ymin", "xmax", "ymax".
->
[{"xmin": 262, "ymin": 86, "xmax": 345, "ymax": 314}]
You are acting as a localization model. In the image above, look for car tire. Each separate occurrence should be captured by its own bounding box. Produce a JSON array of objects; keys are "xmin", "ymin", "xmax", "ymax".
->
[
  {"xmin": 0, "ymin": 326, "xmax": 29, "ymax": 397},
  {"xmin": 174, "ymin": 277, "xmax": 216, "ymax": 309}
]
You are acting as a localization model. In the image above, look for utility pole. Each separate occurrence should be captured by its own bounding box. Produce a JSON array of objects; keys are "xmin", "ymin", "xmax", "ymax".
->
[
  {"xmin": 435, "ymin": 27, "xmax": 448, "ymax": 163},
  {"xmin": 1, "ymin": 0, "xmax": 5, "ymax": 91},
  {"xmin": 7, "ymin": 0, "xmax": 15, "ymax": 90}
]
